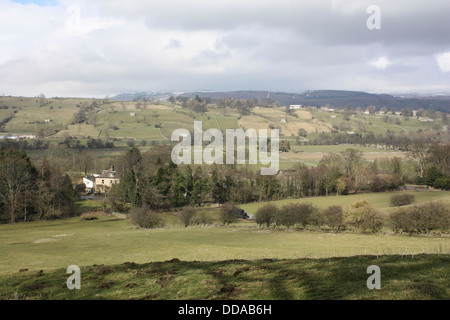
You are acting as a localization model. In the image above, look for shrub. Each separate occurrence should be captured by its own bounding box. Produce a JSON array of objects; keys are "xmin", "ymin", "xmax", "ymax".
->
[
  {"xmin": 126, "ymin": 139, "xmax": 136, "ymax": 147},
  {"xmin": 412, "ymin": 201, "xmax": 449, "ymax": 233},
  {"xmin": 296, "ymin": 203, "xmax": 318, "ymax": 228},
  {"xmin": 179, "ymin": 206, "xmax": 196, "ymax": 227},
  {"xmin": 344, "ymin": 200, "xmax": 383, "ymax": 233},
  {"xmin": 192, "ymin": 212, "xmax": 213, "ymax": 226},
  {"xmin": 109, "ymin": 201, "xmax": 128, "ymax": 213},
  {"xmin": 390, "ymin": 194, "xmax": 415, "ymax": 207},
  {"xmin": 129, "ymin": 208, "xmax": 164, "ymax": 229},
  {"xmin": 360, "ymin": 209, "xmax": 384, "ymax": 233},
  {"xmin": 219, "ymin": 202, "xmax": 240, "ymax": 225},
  {"xmin": 389, "ymin": 207, "xmax": 414, "ymax": 233},
  {"xmin": 255, "ymin": 204, "xmax": 278, "ymax": 227},
  {"xmin": 434, "ymin": 177, "xmax": 450, "ymax": 190},
  {"xmin": 308, "ymin": 209, "xmax": 326, "ymax": 229},
  {"xmin": 389, "ymin": 201, "xmax": 450, "ymax": 234},
  {"xmin": 277, "ymin": 204, "xmax": 299, "ymax": 229},
  {"xmin": 323, "ymin": 205, "xmax": 345, "ymax": 231},
  {"xmin": 277, "ymin": 203, "xmax": 318, "ymax": 229}
]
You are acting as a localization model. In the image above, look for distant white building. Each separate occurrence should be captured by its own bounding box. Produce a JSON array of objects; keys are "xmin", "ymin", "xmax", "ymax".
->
[
  {"xmin": 289, "ymin": 105, "xmax": 302, "ymax": 110},
  {"xmin": 18, "ymin": 134, "xmax": 36, "ymax": 139},
  {"xmin": 419, "ymin": 118, "xmax": 434, "ymax": 122},
  {"xmin": 83, "ymin": 175, "xmax": 97, "ymax": 191}
]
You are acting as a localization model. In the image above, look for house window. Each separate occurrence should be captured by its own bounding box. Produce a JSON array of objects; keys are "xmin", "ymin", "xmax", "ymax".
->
[{"xmin": 102, "ymin": 179, "xmax": 104, "ymax": 184}]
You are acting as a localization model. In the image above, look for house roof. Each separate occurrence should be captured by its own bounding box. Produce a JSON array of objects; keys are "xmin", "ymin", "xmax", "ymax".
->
[
  {"xmin": 84, "ymin": 176, "xmax": 95, "ymax": 182},
  {"xmin": 97, "ymin": 167, "xmax": 117, "ymax": 178}
]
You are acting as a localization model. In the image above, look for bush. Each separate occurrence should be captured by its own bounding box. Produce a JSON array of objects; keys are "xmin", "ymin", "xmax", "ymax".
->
[
  {"xmin": 109, "ymin": 201, "xmax": 128, "ymax": 213},
  {"xmin": 129, "ymin": 208, "xmax": 164, "ymax": 229},
  {"xmin": 414, "ymin": 201, "xmax": 449, "ymax": 232},
  {"xmin": 308, "ymin": 209, "xmax": 326, "ymax": 229},
  {"xmin": 126, "ymin": 139, "xmax": 136, "ymax": 147},
  {"xmin": 389, "ymin": 201, "xmax": 450, "ymax": 234},
  {"xmin": 192, "ymin": 212, "xmax": 213, "ymax": 226},
  {"xmin": 255, "ymin": 204, "xmax": 278, "ymax": 227},
  {"xmin": 323, "ymin": 205, "xmax": 345, "ymax": 231},
  {"xmin": 344, "ymin": 201, "xmax": 383, "ymax": 233},
  {"xmin": 360, "ymin": 209, "xmax": 384, "ymax": 233},
  {"xmin": 179, "ymin": 206, "xmax": 196, "ymax": 227},
  {"xmin": 389, "ymin": 208, "xmax": 413, "ymax": 233},
  {"xmin": 277, "ymin": 204, "xmax": 299, "ymax": 229},
  {"xmin": 434, "ymin": 177, "xmax": 450, "ymax": 190},
  {"xmin": 219, "ymin": 202, "xmax": 240, "ymax": 225},
  {"xmin": 277, "ymin": 203, "xmax": 318, "ymax": 229},
  {"xmin": 390, "ymin": 194, "xmax": 415, "ymax": 207},
  {"xmin": 296, "ymin": 203, "xmax": 318, "ymax": 228}
]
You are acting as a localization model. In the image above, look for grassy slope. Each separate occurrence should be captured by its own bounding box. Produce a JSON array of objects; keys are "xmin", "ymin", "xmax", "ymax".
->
[
  {"xmin": 0, "ymin": 191, "xmax": 449, "ymax": 300},
  {"xmin": 1, "ymin": 192, "xmax": 449, "ymax": 274},
  {"xmin": 1, "ymin": 97, "xmax": 443, "ymax": 139},
  {"xmin": 240, "ymin": 190, "xmax": 450, "ymax": 213},
  {"xmin": 0, "ymin": 254, "xmax": 448, "ymax": 300}
]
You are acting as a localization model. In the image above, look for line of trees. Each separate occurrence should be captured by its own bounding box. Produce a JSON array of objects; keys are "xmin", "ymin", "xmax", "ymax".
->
[
  {"xmin": 254, "ymin": 200, "xmax": 449, "ymax": 235},
  {"xmin": 255, "ymin": 201, "xmax": 385, "ymax": 233},
  {"xmin": 0, "ymin": 139, "xmax": 51, "ymax": 150},
  {"xmin": 307, "ymin": 130, "xmax": 448, "ymax": 151},
  {"xmin": 109, "ymin": 146, "xmax": 426, "ymax": 212},
  {"xmin": 59, "ymin": 138, "xmax": 115, "ymax": 149}
]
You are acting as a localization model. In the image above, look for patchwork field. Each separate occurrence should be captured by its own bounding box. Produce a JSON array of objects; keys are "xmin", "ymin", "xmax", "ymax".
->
[{"xmin": 0, "ymin": 97, "xmax": 445, "ymax": 145}]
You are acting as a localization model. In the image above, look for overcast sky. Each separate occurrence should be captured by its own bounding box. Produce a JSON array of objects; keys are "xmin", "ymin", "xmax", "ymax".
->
[{"xmin": 1, "ymin": 0, "xmax": 449, "ymax": 98}]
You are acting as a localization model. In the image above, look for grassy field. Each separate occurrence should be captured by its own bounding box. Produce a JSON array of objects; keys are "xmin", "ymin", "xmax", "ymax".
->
[
  {"xmin": 1, "ymin": 191, "xmax": 449, "ymax": 274},
  {"xmin": 1, "ymin": 97, "xmax": 445, "ymax": 140},
  {"xmin": 240, "ymin": 190, "xmax": 450, "ymax": 214},
  {"xmin": 0, "ymin": 191, "xmax": 449, "ymax": 299},
  {"xmin": 0, "ymin": 254, "xmax": 448, "ymax": 300}
]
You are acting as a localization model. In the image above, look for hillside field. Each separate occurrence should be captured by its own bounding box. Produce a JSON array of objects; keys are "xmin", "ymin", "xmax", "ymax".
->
[
  {"xmin": 1, "ymin": 254, "xmax": 448, "ymax": 300},
  {"xmin": 0, "ymin": 191, "xmax": 448, "ymax": 274}
]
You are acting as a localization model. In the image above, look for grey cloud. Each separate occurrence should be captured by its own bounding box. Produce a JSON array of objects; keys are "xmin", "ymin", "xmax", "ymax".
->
[{"xmin": 1, "ymin": 0, "xmax": 450, "ymax": 97}]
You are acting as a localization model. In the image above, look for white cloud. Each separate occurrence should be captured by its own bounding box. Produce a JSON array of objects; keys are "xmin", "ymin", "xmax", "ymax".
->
[
  {"xmin": 435, "ymin": 52, "xmax": 450, "ymax": 72},
  {"xmin": 370, "ymin": 56, "xmax": 390, "ymax": 70}
]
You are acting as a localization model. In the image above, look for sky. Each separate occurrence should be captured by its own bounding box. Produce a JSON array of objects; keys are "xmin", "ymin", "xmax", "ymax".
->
[{"xmin": 0, "ymin": 0, "xmax": 449, "ymax": 98}]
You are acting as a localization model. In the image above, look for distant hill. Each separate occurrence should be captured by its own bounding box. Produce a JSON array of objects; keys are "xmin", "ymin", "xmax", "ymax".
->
[{"xmin": 112, "ymin": 90, "xmax": 450, "ymax": 112}]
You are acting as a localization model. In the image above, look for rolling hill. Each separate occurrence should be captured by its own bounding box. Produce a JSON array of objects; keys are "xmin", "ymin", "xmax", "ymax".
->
[{"xmin": 112, "ymin": 90, "xmax": 450, "ymax": 112}]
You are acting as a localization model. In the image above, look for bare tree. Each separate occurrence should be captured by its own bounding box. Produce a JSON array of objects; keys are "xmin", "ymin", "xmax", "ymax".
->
[
  {"xmin": 408, "ymin": 141, "xmax": 428, "ymax": 179},
  {"xmin": 0, "ymin": 150, "xmax": 37, "ymax": 223}
]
